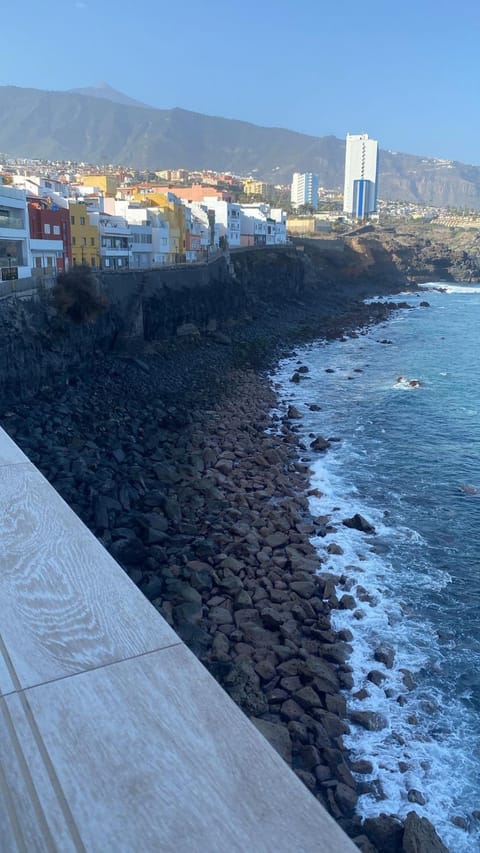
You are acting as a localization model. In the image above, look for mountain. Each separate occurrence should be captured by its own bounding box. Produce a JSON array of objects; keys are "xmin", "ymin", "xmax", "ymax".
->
[
  {"xmin": 1, "ymin": 84, "xmax": 480, "ymax": 208},
  {"xmin": 66, "ymin": 82, "xmax": 150, "ymax": 109}
]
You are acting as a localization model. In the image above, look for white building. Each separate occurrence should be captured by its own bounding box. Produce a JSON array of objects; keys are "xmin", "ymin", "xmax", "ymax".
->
[
  {"xmin": 270, "ymin": 209, "xmax": 288, "ymax": 244},
  {"xmin": 12, "ymin": 174, "xmax": 70, "ymax": 199},
  {"xmin": 203, "ymin": 198, "xmax": 241, "ymax": 247},
  {"xmin": 291, "ymin": 173, "xmax": 319, "ymax": 210},
  {"xmin": 183, "ymin": 201, "xmax": 218, "ymax": 250},
  {"xmin": 0, "ymin": 183, "xmax": 33, "ymax": 279},
  {"xmin": 30, "ymin": 239, "xmax": 64, "ymax": 274},
  {"xmin": 148, "ymin": 209, "xmax": 171, "ymax": 265},
  {"xmin": 104, "ymin": 200, "xmax": 154, "ymax": 269},
  {"xmin": 240, "ymin": 204, "xmax": 288, "ymax": 246},
  {"xmin": 88, "ymin": 211, "xmax": 131, "ymax": 270},
  {"xmin": 343, "ymin": 133, "xmax": 379, "ymax": 219}
]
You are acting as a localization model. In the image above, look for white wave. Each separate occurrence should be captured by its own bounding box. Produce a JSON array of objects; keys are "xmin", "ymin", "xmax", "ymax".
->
[{"xmin": 420, "ymin": 282, "xmax": 480, "ymax": 295}]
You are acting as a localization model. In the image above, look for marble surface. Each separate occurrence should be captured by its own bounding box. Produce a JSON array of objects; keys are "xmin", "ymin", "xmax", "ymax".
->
[
  {"xmin": 0, "ymin": 426, "xmax": 356, "ymax": 852},
  {"xmin": 0, "ymin": 463, "xmax": 179, "ymax": 695}
]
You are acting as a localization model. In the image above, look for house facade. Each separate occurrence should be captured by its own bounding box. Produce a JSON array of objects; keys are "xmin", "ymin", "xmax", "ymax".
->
[
  {"xmin": 28, "ymin": 198, "xmax": 72, "ymax": 272},
  {"xmin": 0, "ymin": 184, "xmax": 32, "ymax": 279}
]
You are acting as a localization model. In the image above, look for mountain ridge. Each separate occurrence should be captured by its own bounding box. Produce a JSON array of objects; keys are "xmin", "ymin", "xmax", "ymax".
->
[
  {"xmin": 1, "ymin": 84, "xmax": 480, "ymax": 208},
  {"xmin": 66, "ymin": 82, "xmax": 151, "ymax": 109}
]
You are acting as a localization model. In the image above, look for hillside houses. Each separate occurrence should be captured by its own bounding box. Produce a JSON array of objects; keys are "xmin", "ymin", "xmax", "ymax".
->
[{"xmin": 0, "ymin": 167, "xmax": 288, "ymax": 280}]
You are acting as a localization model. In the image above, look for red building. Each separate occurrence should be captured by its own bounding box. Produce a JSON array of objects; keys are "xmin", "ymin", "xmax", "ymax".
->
[{"xmin": 28, "ymin": 198, "xmax": 72, "ymax": 272}]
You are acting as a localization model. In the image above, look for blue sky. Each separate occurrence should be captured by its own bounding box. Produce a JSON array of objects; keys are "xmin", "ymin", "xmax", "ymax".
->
[{"xmin": 4, "ymin": 0, "xmax": 480, "ymax": 164}]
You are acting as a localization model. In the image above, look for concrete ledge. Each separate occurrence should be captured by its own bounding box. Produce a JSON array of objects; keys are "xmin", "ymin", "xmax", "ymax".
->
[{"xmin": 0, "ymin": 426, "xmax": 356, "ymax": 851}]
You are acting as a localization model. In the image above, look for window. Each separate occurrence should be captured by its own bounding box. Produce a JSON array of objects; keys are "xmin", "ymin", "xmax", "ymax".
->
[
  {"xmin": 53, "ymin": 225, "xmax": 60, "ymax": 235},
  {"xmin": 44, "ymin": 224, "xmax": 51, "ymax": 235},
  {"xmin": 90, "ymin": 237, "xmax": 95, "ymax": 246},
  {"xmin": 72, "ymin": 236, "xmax": 76, "ymax": 246},
  {"xmin": 47, "ymin": 257, "xmax": 53, "ymax": 267},
  {"xmin": 70, "ymin": 215, "xmax": 75, "ymax": 225},
  {"xmin": 80, "ymin": 216, "xmax": 86, "ymax": 226},
  {"xmin": 35, "ymin": 257, "xmax": 42, "ymax": 268},
  {"xmin": 0, "ymin": 206, "xmax": 25, "ymax": 230},
  {"xmin": 82, "ymin": 237, "xmax": 87, "ymax": 247},
  {"xmin": 91, "ymin": 257, "xmax": 96, "ymax": 266}
]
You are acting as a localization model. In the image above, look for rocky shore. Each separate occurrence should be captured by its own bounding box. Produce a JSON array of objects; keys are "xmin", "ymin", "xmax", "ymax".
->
[{"xmin": 0, "ymin": 289, "xmax": 449, "ymax": 852}]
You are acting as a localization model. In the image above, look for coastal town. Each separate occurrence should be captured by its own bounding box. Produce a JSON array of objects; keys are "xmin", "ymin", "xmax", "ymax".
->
[{"xmin": 2, "ymin": 130, "xmax": 478, "ymax": 284}]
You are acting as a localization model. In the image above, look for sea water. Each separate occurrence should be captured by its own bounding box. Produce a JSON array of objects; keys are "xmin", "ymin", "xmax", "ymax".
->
[{"xmin": 274, "ymin": 284, "xmax": 480, "ymax": 852}]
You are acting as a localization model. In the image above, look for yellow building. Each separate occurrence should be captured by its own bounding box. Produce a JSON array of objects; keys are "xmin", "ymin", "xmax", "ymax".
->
[
  {"xmin": 286, "ymin": 215, "xmax": 332, "ymax": 236},
  {"xmin": 82, "ymin": 174, "xmax": 119, "ymax": 197},
  {"xmin": 69, "ymin": 202, "xmax": 100, "ymax": 267},
  {"xmin": 133, "ymin": 191, "xmax": 185, "ymax": 259},
  {"xmin": 243, "ymin": 179, "xmax": 274, "ymax": 199}
]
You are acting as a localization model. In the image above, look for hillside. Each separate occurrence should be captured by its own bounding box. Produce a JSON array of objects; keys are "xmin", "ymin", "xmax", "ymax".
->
[{"xmin": 2, "ymin": 85, "xmax": 480, "ymax": 208}]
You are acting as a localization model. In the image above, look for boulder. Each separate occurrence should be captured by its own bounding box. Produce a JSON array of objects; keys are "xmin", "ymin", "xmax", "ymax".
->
[
  {"xmin": 251, "ymin": 717, "xmax": 292, "ymax": 764},
  {"xmin": 362, "ymin": 813, "xmax": 404, "ymax": 853},
  {"xmin": 265, "ymin": 531, "xmax": 289, "ymax": 548},
  {"xmin": 342, "ymin": 513, "xmax": 376, "ymax": 534},
  {"xmin": 374, "ymin": 644, "xmax": 395, "ymax": 669},
  {"xmin": 334, "ymin": 782, "xmax": 358, "ymax": 817},
  {"xmin": 402, "ymin": 811, "xmax": 449, "ymax": 852},
  {"xmin": 290, "ymin": 580, "xmax": 316, "ymax": 598},
  {"xmin": 407, "ymin": 789, "xmax": 426, "ymax": 805},
  {"xmin": 367, "ymin": 670, "xmax": 386, "ymax": 686},
  {"xmin": 287, "ymin": 405, "xmax": 302, "ymax": 419},
  {"xmin": 310, "ymin": 435, "xmax": 331, "ymax": 452},
  {"xmin": 350, "ymin": 710, "xmax": 388, "ymax": 731}
]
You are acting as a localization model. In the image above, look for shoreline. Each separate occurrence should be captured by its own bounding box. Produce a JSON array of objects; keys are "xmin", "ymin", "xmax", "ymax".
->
[{"xmin": 0, "ymin": 286, "xmax": 448, "ymax": 851}]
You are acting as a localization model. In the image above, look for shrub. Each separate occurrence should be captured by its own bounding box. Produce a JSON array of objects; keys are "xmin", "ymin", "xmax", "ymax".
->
[{"xmin": 52, "ymin": 266, "xmax": 108, "ymax": 324}]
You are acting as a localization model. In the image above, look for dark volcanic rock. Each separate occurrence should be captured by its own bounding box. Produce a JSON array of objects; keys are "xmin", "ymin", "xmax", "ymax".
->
[
  {"xmin": 363, "ymin": 813, "xmax": 404, "ymax": 852},
  {"xmin": 350, "ymin": 710, "xmax": 388, "ymax": 731},
  {"xmin": 402, "ymin": 811, "xmax": 449, "ymax": 853},
  {"xmin": 342, "ymin": 513, "xmax": 376, "ymax": 534},
  {"xmin": 310, "ymin": 435, "xmax": 331, "ymax": 452}
]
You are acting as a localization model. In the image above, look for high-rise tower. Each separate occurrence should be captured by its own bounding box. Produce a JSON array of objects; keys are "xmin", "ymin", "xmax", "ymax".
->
[
  {"xmin": 291, "ymin": 172, "xmax": 319, "ymax": 210},
  {"xmin": 343, "ymin": 133, "xmax": 379, "ymax": 219}
]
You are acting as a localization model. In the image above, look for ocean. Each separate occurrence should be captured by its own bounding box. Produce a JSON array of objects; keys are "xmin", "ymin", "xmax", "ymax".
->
[{"xmin": 274, "ymin": 284, "xmax": 480, "ymax": 852}]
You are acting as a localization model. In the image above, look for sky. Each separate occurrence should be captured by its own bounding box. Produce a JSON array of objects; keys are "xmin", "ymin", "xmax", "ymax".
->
[{"xmin": 3, "ymin": 0, "xmax": 480, "ymax": 164}]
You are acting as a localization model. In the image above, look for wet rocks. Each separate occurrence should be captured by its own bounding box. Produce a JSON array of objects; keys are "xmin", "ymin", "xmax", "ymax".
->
[
  {"xmin": 342, "ymin": 513, "xmax": 376, "ymax": 534},
  {"xmin": 287, "ymin": 405, "xmax": 302, "ymax": 419},
  {"xmin": 407, "ymin": 788, "xmax": 426, "ymax": 805},
  {"xmin": 374, "ymin": 644, "xmax": 395, "ymax": 669},
  {"xmin": 402, "ymin": 811, "xmax": 449, "ymax": 852},
  {"xmin": 350, "ymin": 710, "xmax": 389, "ymax": 731},
  {"xmin": 310, "ymin": 435, "xmax": 331, "ymax": 452}
]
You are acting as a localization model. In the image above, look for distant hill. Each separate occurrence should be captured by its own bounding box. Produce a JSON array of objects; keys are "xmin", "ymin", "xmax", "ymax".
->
[
  {"xmin": 1, "ymin": 84, "xmax": 480, "ymax": 208},
  {"xmin": 67, "ymin": 82, "xmax": 150, "ymax": 109}
]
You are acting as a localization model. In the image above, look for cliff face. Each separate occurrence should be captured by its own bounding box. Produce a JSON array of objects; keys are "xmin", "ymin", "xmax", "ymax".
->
[
  {"xmin": 374, "ymin": 226, "xmax": 480, "ymax": 283},
  {"xmin": 0, "ymin": 241, "xmax": 409, "ymax": 404}
]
